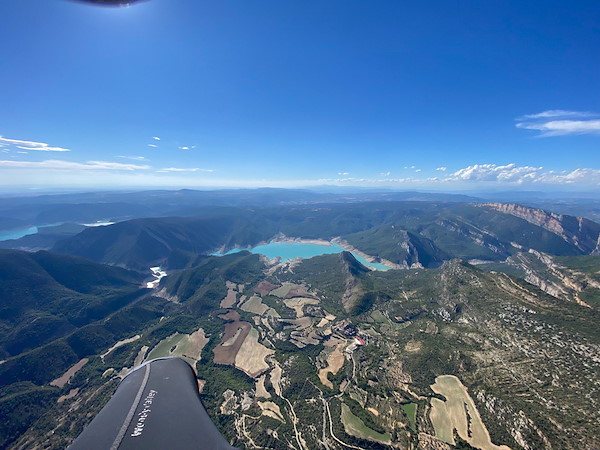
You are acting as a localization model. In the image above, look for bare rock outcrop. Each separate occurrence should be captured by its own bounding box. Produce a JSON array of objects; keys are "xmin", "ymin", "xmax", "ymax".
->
[{"xmin": 480, "ymin": 203, "xmax": 600, "ymax": 254}]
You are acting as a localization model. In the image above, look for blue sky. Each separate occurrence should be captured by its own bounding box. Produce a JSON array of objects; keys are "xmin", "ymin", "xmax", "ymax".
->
[{"xmin": 1, "ymin": 0, "xmax": 599, "ymax": 190}]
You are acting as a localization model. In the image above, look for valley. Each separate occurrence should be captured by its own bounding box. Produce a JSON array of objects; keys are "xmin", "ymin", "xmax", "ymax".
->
[
  {"xmin": 3, "ymin": 0, "xmax": 599, "ymax": 446},
  {"xmin": 215, "ymin": 237, "xmax": 393, "ymax": 271},
  {"xmin": 0, "ymin": 197, "xmax": 599, "ymax": 449}
]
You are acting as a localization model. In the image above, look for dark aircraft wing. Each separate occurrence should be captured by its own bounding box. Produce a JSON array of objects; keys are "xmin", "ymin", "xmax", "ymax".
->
[
  {"xmin": 69, "ymin": 357, "xmax": 236, "ymax": 450},
  {"xmin": 72, "ymin": 1, "xmax": 146, "ymax": 5}
]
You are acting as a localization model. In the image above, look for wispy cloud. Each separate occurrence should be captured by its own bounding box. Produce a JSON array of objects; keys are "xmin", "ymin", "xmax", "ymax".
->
[
  {"xmin": 380, "ymin": 171, "xmax": 391, "ymax": 176},
  {"xmin": 117, "ymin": 155, "xmax": 146, "ymax": 161},
  {"xmin": 516, "ymin": 110, "xmax": 600, "ymax": 137},
  {"xmin": 321, "ymin": 176, "xmax": 422, "ymax": 184},
  {"xmin": 338, "ymin": 172, "xmax": 349, "ymax": 176},
  {"xmin": 436, "ymin": 167, "xmax": 447, "ymax": 171},
  {"xmin": 178, "ymin": 145, "xmax": 196, "ymax": 150},
  {"xmin": 0, "ymin": 137, "xmax": 47, "ymax": 147},
  {"xmin": 156, "ymin": 167, "xmax": 213, "ymax": 173},
  {"xmin": 152, "ymin": 136, "xmax": 161, "ymax": 141},
  {"xmin": 0, "ymin": 136, "xmax": 71, "ymax": 152},
  {"xmin": 147, "ymin": 144, "xmax": 158, "ymax": 148},
  {"xmin": 0, "ymin": 160, "xmax": 150, "ymax": 171},
  {"xmin": 15, "ymin": 146, "xmax": 71, "ymax": 152},
  {"xmin": 518, "ymin": 110, "xmax": 595, "ymax": 120}
]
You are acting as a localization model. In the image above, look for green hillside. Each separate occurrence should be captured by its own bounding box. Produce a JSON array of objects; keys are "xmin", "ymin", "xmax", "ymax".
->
[
  {"xmin": 51, "ymin": 202, "xmax": 600, "ymax": 270},
  {"xmin": 2, "ymin": 201, "xmax": 600, "ymax": 449},
  {"xmin": 1, "ymin": 249, "xmax": 598, "ymax": 449},
  {"xmin": 0, "ymin": 250, "xmax": 145, "ymax": 358}
]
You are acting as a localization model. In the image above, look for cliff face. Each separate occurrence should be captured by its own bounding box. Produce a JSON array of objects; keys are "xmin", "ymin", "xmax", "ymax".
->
[
  {"xmin": 594, "ymin": 235, "xmax": 600, "ymax": 255},
  {"xmin": 507, "ymin": 249, "xmax": 600, "ymax": 308},
  {"xmin": 480, "ymin": 203, "xmax": 600, "ymax": 254},
  {"xmin": 338, "ymin": 252, "xmax": 371, "ymax": 314}
]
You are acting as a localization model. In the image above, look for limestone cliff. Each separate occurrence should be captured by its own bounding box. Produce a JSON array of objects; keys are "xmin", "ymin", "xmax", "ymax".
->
[
  {"xmin": 480, "ymin": 203, "xmax": 600, "ymax": 254},
  {"xmin": 507, "ymin": 249, "xmax": 600, "ymax": 307}
]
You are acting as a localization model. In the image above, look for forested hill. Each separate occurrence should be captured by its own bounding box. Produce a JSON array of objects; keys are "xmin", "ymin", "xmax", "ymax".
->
[
  {"xmin": 51, "ymin": 201, "xmax": 600, "ymax": 270},
  {"xmin": 0, "ymin": 249, "xmax": 145, "ymax": 359},
  {"xmin": 0, "ymin": 188, "xmax": 480, "ymax": 227},
  {"xmin": 3, "ymin": 249, "xmax": 598, "ymax": 449}
]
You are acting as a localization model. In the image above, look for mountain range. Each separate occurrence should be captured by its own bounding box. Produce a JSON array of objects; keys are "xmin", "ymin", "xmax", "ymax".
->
[{"xmin": 0, "ymin": 191, "xmax": 599, "ymax": 449}]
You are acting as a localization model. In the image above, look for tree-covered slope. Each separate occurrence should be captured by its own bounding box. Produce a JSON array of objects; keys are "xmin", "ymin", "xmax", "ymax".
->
[
  {"xmin": 0, "ymin": 249, "xmax": 145, "ymax": 358},
  {"xmin": 1, "ymin": 249, "xmax": 598, "ymax": 449},
  {"xmin": 51, "ymin": 201, "xmax": 600, "ymax": 270}
]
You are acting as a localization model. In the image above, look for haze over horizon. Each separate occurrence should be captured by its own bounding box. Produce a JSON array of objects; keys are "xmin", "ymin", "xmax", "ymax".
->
[{"xmin": 1, "ymin": 0, "xmax": 599, "ymax": 191}]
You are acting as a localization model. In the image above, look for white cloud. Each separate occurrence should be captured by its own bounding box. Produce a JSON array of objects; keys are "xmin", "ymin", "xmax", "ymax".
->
[
  {"xmin": 415, "ymin": 169, "xmax": 422, "ymax": 173},
  {"xmin": 518, "ymin": 110, "xmax": 595, "ymax": 120},
  {"xmin": 0, "ymin": 159, "xmax": 150, "ymax": 171},
  {"xmin": 436, "ymin": 167, "xmax": 447, "ymax": 171},
  {"xmin": 178, "ymin": 146, "xmax": 196, "ymax": 150},
  {"xmin": 147, "ymin": 144, "xmax": 158, "ymax": 148},
  {"xmin": 447, "ymin": 163, "xmax": 541, "ymax": 183},
  {"xmin": 404, "ymin": 165, "xmax": 416, "ymax": 169},
  {"xmin": 516, "ymin": 110, "xmax": 600, "ymax": 137},
  {"xmin": 0, "ymin": 137, "xmax": 47, "ymax": 147},
  {"xmin": 0, "ymin": 136, "xmax": 71, "ymax": 152},
  {"xmin": 380, "ymin": 171, "xmax": 391, "ymax": 176},
  {"xmin": 338, "ymin": 172, "xmax": 350, "ymax": 176},
  {"xmin": 152, "ymin": 136, "xmax": 161, "ymax": 141},
  {"xmin": 157, "ymin": 167, "xmax": 213, "ymax": 173},
  {"xmin": 517, "ymin": 119, "xmax": 600, "ymax": 137},
  {"xmin": 446, "ymin": 163, "xmax": 600, "ymax": 185},
  {"xmin": 318, "ymin": 163, "xmax": 600, "ymax": 187},
  {"xmin": 117, "ymin": 155, "xmax": 146, "ymax": 161},
  {"xmin": 16, "ymin": 145, "xmax": 70, "ymax": 152}
]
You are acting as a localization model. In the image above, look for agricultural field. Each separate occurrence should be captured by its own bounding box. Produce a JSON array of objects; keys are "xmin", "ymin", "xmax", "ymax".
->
[
  {"xmin": 213, "ymin": 321, "xmax": 251, "ymax": 365},
  {"xmin": 340, "ymin": 403, "xmax": 392, "ymax": 444},
  {"xmin": 145, "ymin": 327, "xmax": 209, "ymax": 367},
  {"xmin": 233, "ymin": 328, "xmax": 274, "ymax": 377},
  {"xmin": 50, "ymin": 358, "xmax": 89, "ymax": 389},
  {"xmin": 5, "ymin": 248, "xmax": 599, "ymax": 449},
  {"xmin": 401, "ymin": 403, "xmax": 417, "ymax": 430},
  {"xmin": 429, "ymin": 375, "xmax": 511, "ymax": 450}
]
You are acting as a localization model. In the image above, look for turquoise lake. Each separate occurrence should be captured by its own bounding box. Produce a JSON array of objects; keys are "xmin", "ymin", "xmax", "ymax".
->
[
  {"xmin": 0, "ymin": 226, "xmax": 39, "ymax": 241},
  {"xmin": 0, "ymin": 222, "xmax": 110, "ymax": 242},
  {"xmin": 216, "ymin": 241, "xmax": 390, "ymax": 271}
]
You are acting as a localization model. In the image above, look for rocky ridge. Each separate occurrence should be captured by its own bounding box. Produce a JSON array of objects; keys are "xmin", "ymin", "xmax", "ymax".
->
[
  {"xmin": 506, "ymin": 250, "xmax": 600, "ymax": 308},
  {"xmin": 480, "ymin": 203, "xmax": 600, "ymax": 254}
]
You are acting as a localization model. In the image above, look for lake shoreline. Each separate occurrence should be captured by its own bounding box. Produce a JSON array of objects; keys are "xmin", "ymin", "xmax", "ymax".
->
[
  {"xmin": 213, "ymin": 235, "xmax": 398, "ymax": 271},
  {"xmin": 331, "ymin": 237, "xmax": 404, "ymax": 270},
  {"xmin": 271, "ymin": 235, "xmax": 333, "ymax": 247}
]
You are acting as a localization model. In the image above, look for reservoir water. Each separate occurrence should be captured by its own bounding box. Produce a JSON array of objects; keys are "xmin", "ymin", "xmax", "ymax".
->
[
  {"xmin": 0, "ymin": 226, "xmax": 39, "ymax": 241},
  {"xmin": 217, "ymin": 241, "xmax": 390, "ymax": 271},
  {"xmin": 0, "ymin": 221, "xmax": 115, "ymax": 242}
]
